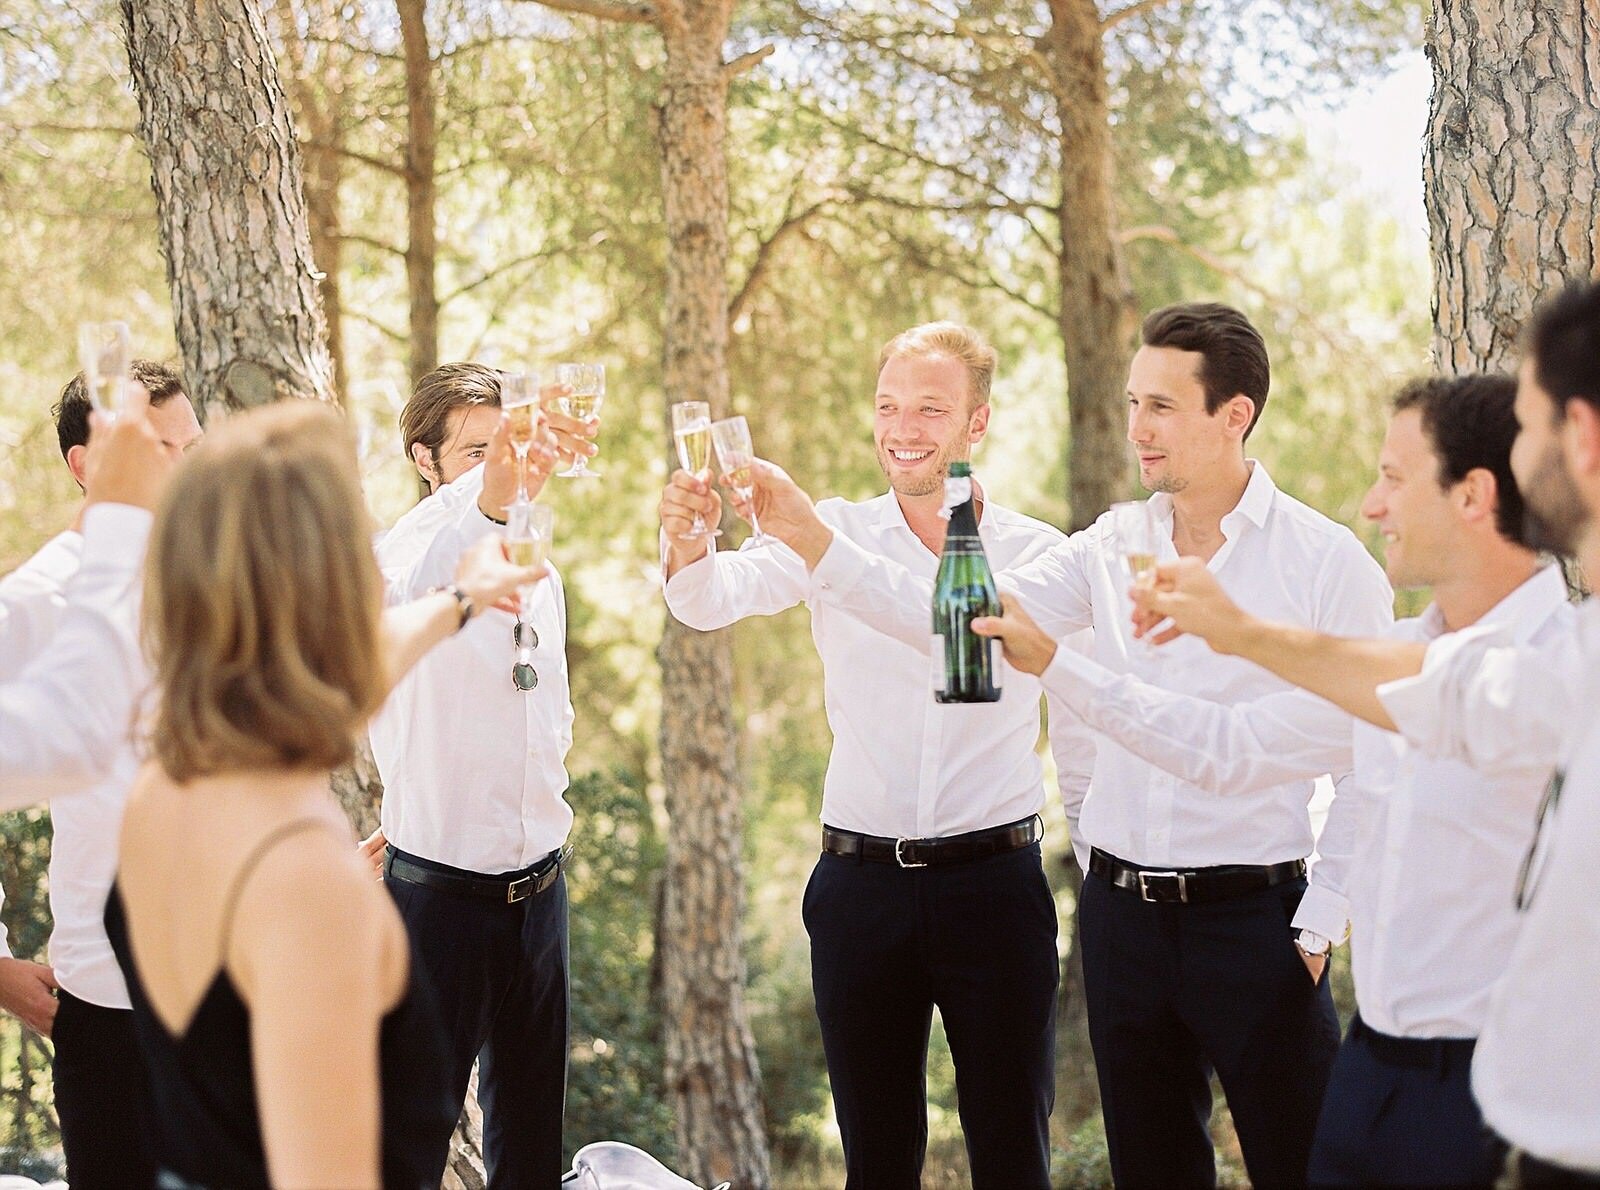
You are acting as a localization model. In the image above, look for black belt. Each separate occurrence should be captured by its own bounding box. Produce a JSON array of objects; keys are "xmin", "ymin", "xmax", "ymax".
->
[
  {"xmin": 1089, "ymin": 846, "xmax": 1305, "ymax": 904},
  {"xmin": 384, "ymin": 845, "xmax": 566, "ymax": 904},
  {"xmin": 821, "ymin": 815, "xmax": 1042, "ymax": 869},
  {"xmin": 1349, "ymin": 1014, "xmax": 1475, "ymax": 1072}
]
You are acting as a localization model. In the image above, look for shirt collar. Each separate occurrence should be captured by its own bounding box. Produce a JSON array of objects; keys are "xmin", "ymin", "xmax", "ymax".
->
[
  {"xmin": 1419, "ymin": 563, "xmax": 1571, "ymax": 643},
  {"xmin": 1147, "ymin": 459, "xmax": 1276, "ymax": 533}
]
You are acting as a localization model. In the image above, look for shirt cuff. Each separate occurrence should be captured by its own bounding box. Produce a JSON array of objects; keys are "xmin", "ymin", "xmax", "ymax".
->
[
  {"xmin": 78, "ymin": 504, "xmax": 154, "ymax": 572},
  {"xmin": 662, "ymin": 538, "xmax": 718, "ymax": 605},
  {"xmin": 1291, "ymin": 881, "xmax": 1350, "ymax": 944},
  {"xmin": 1039, "ymin": 641, "xmax": 1116, "ymax": 714},
  {"xmin": 808, "ymin": 530, "xmax": 873, "ymax": 601}
]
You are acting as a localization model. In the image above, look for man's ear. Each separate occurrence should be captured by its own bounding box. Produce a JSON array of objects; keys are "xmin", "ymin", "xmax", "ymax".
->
[
  {"xmin": 65, "ymin": 444, "xmax": 89, "ymax": 492},
  {"xmin": 411, "ymin": 441, "xmax": 440, "ymax": 490},
  {"xmin": 1564, "ymin": 397, "xmax": 1600, "ymax": 480},
  {"xmin": 967, "ymin": 401, "xmax": 991, "ymax": 444},
  {"xmin": 1455, "ymin": 467, "xmax": 1499, "ymax": 527},
  {"xmin": 1223, "ymin": 394, "xmax": 1255, "ymax": 440}
]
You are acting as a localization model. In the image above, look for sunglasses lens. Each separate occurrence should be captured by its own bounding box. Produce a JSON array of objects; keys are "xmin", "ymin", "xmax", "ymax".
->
[
  {"xmin": 512, "ymin": 662, "xmax": 538, "ymax": 691},
  {"xmin": 513, "ymin": 622, "xmax": 539, "ymax": 650}
]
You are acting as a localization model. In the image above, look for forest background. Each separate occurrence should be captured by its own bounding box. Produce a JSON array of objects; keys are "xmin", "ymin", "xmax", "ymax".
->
[{"xmin": 0, "ymin": 0, "xmax": 1518, "ymax": 1184}]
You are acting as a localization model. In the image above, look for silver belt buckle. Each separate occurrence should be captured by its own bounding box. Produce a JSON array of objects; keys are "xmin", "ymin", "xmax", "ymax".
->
[
  {"xmin": 894, "ymin": 838, "xmax": 928, "ymax": 869},
  {"xmin": 1137, "ymin": 869, "xmax": 1188, "ymax": 903},
  {"xmin": 507, "ymin": 875, "xmax": 534, "ymax": 903}
]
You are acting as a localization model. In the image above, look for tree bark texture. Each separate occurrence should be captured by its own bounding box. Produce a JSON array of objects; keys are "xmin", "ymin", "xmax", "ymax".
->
[
  {"xmin": 400, "ymin": 0, "xmax": 441, "ymax": 389},
  {"xmin": 120, "ymin": 0, "xmax": 336, "ymax": 418},
  {"xmin": 1426, "ymin": 1, "xmax": 1600, "ymax": 372},
  {"xmin": 1042, "ymin": 0, "xmax": 1136, "ymax": 530},
  {"xmin": 652, "ymin": 10, "xmax": 773, "ymax": 1186}
]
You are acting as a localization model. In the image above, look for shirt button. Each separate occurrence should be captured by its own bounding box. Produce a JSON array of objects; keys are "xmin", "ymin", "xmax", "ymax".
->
[{"xmin": 819, "ymin": 581, "xmax": 832, "ymax": 590}]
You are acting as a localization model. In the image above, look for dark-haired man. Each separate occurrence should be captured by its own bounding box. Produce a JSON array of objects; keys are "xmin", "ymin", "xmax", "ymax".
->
[
  {"xmin": 983, "ymin": 373, "xmax": 1563, "ymax": 1187},
  {"xmin": 0, "ymin": 362, "xmax": 199, "ymax": 1188},
  {"xmin": 1136, "ymin": 282, "xmax": 1600, "ymax": 1184},
  {"xmin": 746, "ymin": 303, "xmax": 1394, "ymax": 1188}
]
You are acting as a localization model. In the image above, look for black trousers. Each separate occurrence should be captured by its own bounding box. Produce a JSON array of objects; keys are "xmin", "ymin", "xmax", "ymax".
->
[
  {"xmin": 1488, "ymin": 1135, "xmax": 1600, "ymax": 1189},
  {"xmin": 802, "ymin": 842, "xmax": 1058, "ymax": 1190},
  {"xmin": 1080, "ymin": 869, "xmax": 1340, "ymax": 1190},
  {"xmin": 1309, "ymin": 1015, "xmax": 1491, "ymax": 1188},
  {"xmin": 386, "ymin": 848, "xmax": 570, "ymax": 1189},
  {"xmin": 53, "ymin": 988, "xmax": 158, "ymax": 1189}
]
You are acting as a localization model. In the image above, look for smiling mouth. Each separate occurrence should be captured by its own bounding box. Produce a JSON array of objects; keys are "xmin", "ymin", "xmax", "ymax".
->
[{"xmin": 888, "ymin": 448, "xmax": 934, "ymax": 464}]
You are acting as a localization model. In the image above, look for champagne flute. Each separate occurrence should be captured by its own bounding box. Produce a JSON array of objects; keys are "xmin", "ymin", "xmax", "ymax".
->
[
  {"xmin": 711, "ymin": 415, "xmax": 773, "ymax": 547},
  {"xmin": 502, "ymin": 371, "xmax": 542, "ymax": 503},
  {"xmin": 1109, "ymin": 499, "xmax": 1161, "ymax": 654},
  {"xmin": 77, "ymin": 322, "xmax": 133, "ymax": 418},
  {"xmin": 504, "ymin": 501, "xmax": 553, "ymax": 693},
  {"xmin": 553, "ymin": 362, "xmax": 604, "ymax": 479},
  {"xmin": 671, "ymin": 401, "xmax": 720, "ymax": 540}
]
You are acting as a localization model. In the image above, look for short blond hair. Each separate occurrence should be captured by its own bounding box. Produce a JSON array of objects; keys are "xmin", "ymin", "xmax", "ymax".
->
[
  {"xmin": 877, "ymin": 321, "xmax": 998, "ymax": 409},
  {"xmin": 143, "ymin": 401, "xmax": 388, "ymax": 782}
]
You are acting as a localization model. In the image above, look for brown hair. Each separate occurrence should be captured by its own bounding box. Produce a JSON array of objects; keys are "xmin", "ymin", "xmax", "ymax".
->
[
  {"xmin": 877, "ymin": 322, "xmax": 998, "ymax": 410},
  {"xmin": 400, "ymin": 363, "xmax": 503, "ymax": 467},
  {"xmin": 1141, "ymin": 303, "xmax": 1271, "ymax": 438},
  {"xmin": 143, "ymin": 401, "xmax": 388, "ymax": 782},
  {"xmin": 53, "ymin": 360, "xmax": 187, "ymax": 459}
]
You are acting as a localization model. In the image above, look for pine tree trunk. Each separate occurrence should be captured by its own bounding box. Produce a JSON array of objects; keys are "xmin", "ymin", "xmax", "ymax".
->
[
  {"xmin": 399, "ymin": 0, "xmax": 441, "ymax": 389},
  {"xmin": 120, "ymin": 0, "xmax": 336, "ymax": 418},
  {"xmin": 653, "ymin": 10, "xmax": 772, "ymax": 1188},
  {"xmin": 1043, "ymin": 0, "xmax": 1135, "ymax": 530},
  {"xmin": 1425, "ymin": 0, "xmax": 1600, "ymax": 372}
]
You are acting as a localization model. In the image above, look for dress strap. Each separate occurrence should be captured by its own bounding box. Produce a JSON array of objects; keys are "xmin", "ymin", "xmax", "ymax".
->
[{"xmin": 217, "ymin": 817, "xmax": 341, "ymax": 964}]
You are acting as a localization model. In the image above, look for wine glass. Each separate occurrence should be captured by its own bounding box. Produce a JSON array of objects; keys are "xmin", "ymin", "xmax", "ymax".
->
[
  {"xmin": 77, "ymin": 322, "xmax": 133, "ymax": 418},
  {"xmin": 1109, "ymin": 500, "xmax": 1161, "ymax": 654},
  {"xmin": 504, "ymin": 500, "xmax": 553, "ymax": 693},
  {"xmin": 502, "ymin": 371, "xmax": 542, "ymax": 502},
  {"xmin": 710, "ymin": 415, "xmax": 773, "ymax": 547},
  {"xmin": 671, "ymin": 401, "xmax": 720, "ymax": 540},
  {"xmin": 552, "ymin": 362, "xmax": 604, "ymax": 479}
]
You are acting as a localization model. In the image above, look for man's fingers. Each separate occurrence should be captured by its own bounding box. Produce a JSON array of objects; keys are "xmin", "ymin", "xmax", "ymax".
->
[{"xmin": 39, "ymin": 967, "xmax": 58, "ymax": 991}]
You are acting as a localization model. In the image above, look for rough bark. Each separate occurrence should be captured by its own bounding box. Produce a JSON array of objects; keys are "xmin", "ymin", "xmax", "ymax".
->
[
  {"xmin": 120, "ymin": 0, "xmax": 335, "ymax": 418},
  {"xmin": 1041, "ymin": 0, "xmax": 1136, "ymax": 530},
  {"xmin": 651, "ymin": 9, "xmax": 772, "ymax": 1185},
  {"xmin": 400, "ymin": 0, "xmax": 441, "ymax": 389},
  {"xmin": 1425, "ymin": 0, "xmax": 1600, "ymax": 372}
]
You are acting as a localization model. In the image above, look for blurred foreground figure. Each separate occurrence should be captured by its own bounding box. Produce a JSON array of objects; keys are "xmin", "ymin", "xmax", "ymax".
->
[{"xmin": 106, "ymin": 401, "xmax": 542, "ymax": 1188}]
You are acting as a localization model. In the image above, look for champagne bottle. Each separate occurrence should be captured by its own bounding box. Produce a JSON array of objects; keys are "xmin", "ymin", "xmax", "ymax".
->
[{"xmin": 932, "ymin": 461, "xmax": 1001, "ymax": 703}]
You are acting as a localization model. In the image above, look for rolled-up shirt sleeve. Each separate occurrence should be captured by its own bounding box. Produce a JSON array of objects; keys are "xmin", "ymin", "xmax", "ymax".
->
[{"xmin": 0, "ymin": 504, "xmax": 150, "ymax": 807}]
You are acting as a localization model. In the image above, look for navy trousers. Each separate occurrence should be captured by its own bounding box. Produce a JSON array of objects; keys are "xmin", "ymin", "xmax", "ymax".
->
[
  {"xmin": 803, "ymin": 842, "xmax": 1059, "ymax": 1190},
  {"xmin": 386, "ymin": 848, "xmax": 569, "ymax": 1189},
  {"xmin": 1310, "ymin": 1015, "xmax": 1493, "ymax": 1188},
  {"xmin": 53, "ymin": 989, "xmax": 159, "ymax": 1189},
  {"xmin": 1080, "ymin": 869, "xmax": 1340, "ymax": 1190}
]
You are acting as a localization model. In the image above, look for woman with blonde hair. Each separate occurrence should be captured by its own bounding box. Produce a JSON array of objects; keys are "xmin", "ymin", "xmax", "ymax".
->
[{"xmin": 104, "ymin": 400, "xmax": 544, "ymax": 1188}]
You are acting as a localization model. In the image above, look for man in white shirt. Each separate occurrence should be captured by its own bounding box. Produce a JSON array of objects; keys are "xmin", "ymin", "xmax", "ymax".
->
[
  {"xmin": 1134, "ymin": 282, "xmax": 1600, "ymax": 1186},
  {"xmin": 660, "ymin": 323, "xmax": 1095, "ymax": 1189},
  {"xmin": 746, "ymin": 304, "xmax": 1394, "ymax": 1189},
  {"xmin": 986, "ymin": 373, "xmax": 1561, "ymax": 1187},
  {"xmin": 369, "ymin": 363, "xmax": 585, "ymax": 1187},
  {"xmin": 0, "ymin": 365, "xmax": 195, "ymax": 1187}
]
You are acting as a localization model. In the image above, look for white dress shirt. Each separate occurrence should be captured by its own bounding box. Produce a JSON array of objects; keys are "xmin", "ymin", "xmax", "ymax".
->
[
  {"xmin": 0, "ymin": 504, "xmax": 150, "ymax": 807},
  {"xmin": 0, "ymin": 530, "xmax": 82, "ymax": 681},
  {"xmin": 372, "ymin": 465, "xmax": 575, "ymax": 874},
  {"xmin": 0, "ymin": 528, "xmax": 138, "ymax": 1008},
  {"xmin": 809, "ymin": 463, "xmax": 1394, "ymax": 941},
  {"xmin": 664, "ymin": 491, "xmax": 1097, "ymax": 840},
  {"xmin": 1379, "ymin": 592, "xmax": 1600, "ymax": 1169}
]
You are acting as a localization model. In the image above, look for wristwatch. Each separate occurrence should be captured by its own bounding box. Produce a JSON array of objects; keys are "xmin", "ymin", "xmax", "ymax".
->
[
  {"xmin": 1295, "ymin": 930, "xmax": 1331, "ymax": 959},
  {"xmin": 430, "ymin": 583, "xmax": 476, "ymax": 632}
]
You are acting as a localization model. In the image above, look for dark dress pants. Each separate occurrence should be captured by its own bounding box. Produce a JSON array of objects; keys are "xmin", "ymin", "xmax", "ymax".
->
[
  {"xmin": 386, "ymin": 849, "xmax": 570, "ymax": 1189},
  {"xmin": 1080, "ymin": 870, "xmax": 1340, "ymax": 1190},
  {"xmin": 1309, "ymin": 1015, "xmax": 1493, "ymax": 1188},
  {"xmin": 803, "ymin": 842, "xmax": 1059, "ymax": 1190},
  {"xmin": 53, "ymin": 988, "xmax": 159, "ymax": 1189}
]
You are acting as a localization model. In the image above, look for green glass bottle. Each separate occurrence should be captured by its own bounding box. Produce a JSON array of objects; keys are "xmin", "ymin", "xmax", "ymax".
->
[{"xmin": 932, "ymin": 461, "xmax": 1001, "ymax": 703}]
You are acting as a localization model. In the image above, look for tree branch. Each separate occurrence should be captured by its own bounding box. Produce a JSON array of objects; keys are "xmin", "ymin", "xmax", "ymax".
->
[
  {"xmin": 440, "ymin": 245, "xmax": 578, "ymax": 305},
  {"xmin": 723, "ymin": 44, "xmax": 775, "ymax": 81},
  {"xmin": 524, "ymin": 0, "xmax": 658, "ymax": 24},
  {"xmin": 728, "ymin": 196, "xmax": 836, "ymax": 329},
  {"xmin": 344, "ymin": 309, "xmax": 408, "ymax": 345},
  {"xmin": 304, "ymin": 140, "xmax": 409, "ymax": 180},
  {"xmin": 1102, "ymin": 0, "xmax": 1180, "ymax": 31},
  {"xmin": 339, "ymin": 232, "xmax": 406, "ymax": 258}
]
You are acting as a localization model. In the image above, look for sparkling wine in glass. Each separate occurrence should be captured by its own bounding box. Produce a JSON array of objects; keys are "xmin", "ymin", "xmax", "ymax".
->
[
  {"xmin": 711, "ymin": 415, "xmax": 772, "ymax": 547},
  {"xmin": 553, "ymin": 362, "xmax": 604, "ymax": 479},
  {"xmin": 504, "ymin": 501, "xmax": 553, "ymax": 692},
  {"xmin": 502, "ymin": 371, "xmax": 542, "ymax": 502},
  {"xmin": 77, "ymin": 322, "xmax": 133, "ymax": 418},
  {"xmin": 671, "ymin": 401, "xmax": 720, "ymax": 540},
  {"xmin": 1109, "ymin": 499, "xmax": 1162, "ymax": 653}
]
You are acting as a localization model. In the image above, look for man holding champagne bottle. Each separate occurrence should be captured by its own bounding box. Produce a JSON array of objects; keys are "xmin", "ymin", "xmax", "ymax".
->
[
  {"xmin": 742, "ymin": 304, "xmax": 1394, "ymax": 1189},
  {"xmin": 659, "ymin": 323, "xmax": 1096, "ymax": 1190}
]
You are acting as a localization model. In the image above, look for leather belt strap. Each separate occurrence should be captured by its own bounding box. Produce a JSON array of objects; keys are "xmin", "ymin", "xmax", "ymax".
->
[
  {"xmin": 1088, "ymin": 846, "xmax": 1305, "ymax": 905},
  {"xmin": 821, "ymin": 815, "xmax": 1042, "ymax": 869},
  {"xmin": 1349, "ymin": 1014, "xmax": 1475, "ymax": 1071},
  {"xmin": 384, "ymin": 845, "xmax": 566, "ymax": 904}
]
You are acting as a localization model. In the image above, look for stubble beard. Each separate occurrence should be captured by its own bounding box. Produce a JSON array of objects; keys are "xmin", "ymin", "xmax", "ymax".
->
[
  {"xmin": 1522, "ymin": 445, "xmax": 1587, "ymax": 556},
  {"xmin": 879, "ymin": 441, "xmax": 965, "ymax": 498}
]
